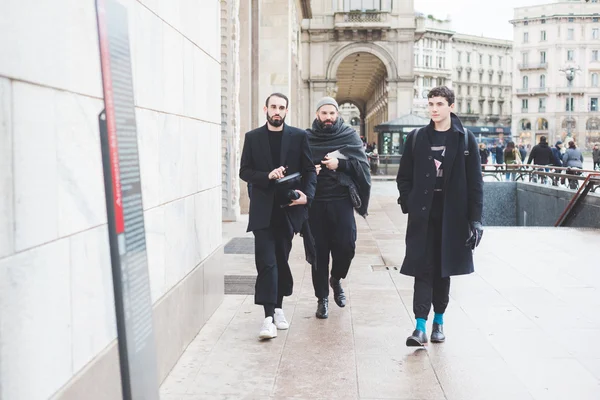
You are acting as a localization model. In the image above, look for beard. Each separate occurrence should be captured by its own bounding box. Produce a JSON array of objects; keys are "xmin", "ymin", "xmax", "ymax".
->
[
  {"xmin": 317, "ymin": 117, "xmax": 337, "ymax": 131},
  {"xmin": 267, "ymin": 113, "xmax": 285, "ymax": 127}
]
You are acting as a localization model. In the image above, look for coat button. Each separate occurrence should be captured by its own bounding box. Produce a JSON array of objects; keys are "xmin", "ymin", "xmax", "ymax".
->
[
  {"xmin": 422, "ymin": 206, "xmax": 427, "ymax": 211},
  {"xmin": 428, "ymin": 156, "xmax": 433, "ymax": 160},
  {"xmin": 426, "ymin": 173, "xmax": 430, "ymax": 177},
  {"xmin": 424, "ymin": 190, "xmax": 428, "ymax": 194}
]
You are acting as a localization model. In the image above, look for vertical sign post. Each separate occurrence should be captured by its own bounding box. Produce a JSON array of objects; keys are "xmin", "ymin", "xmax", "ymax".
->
[{"xmin": 95, "ymin": 1, "xmax": 159, "ymax": 399}]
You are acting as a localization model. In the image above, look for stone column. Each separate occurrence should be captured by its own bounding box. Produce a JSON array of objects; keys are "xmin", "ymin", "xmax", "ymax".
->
[
  {"xmin": 257, "ymin": 0, "xmax": 292, "ymax": 126},
  {"xmin": 221, "ymin": 0, "xmax": 241, "ymax": 221},
  {"xmin": 238, "ymin": 0, "xmax": 253, "ymax": 213}
]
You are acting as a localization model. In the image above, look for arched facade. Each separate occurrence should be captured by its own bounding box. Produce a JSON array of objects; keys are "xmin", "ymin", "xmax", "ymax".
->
[{"xmin": 301, "ymin": 1, "xmax": 416, "ymax": 143}]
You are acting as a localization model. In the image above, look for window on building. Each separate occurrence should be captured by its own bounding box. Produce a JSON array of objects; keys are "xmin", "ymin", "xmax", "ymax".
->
[
  {"xmin": 566, "ymin": 97, "xmax": 574, "ymax": 112},
  {"xmin": 593, "ymin": 73, "xmax": 599, "ymax": 87},
  {"xmin": 568, "ymin": 28, "xmax": 574, "ymax": 40},
  {"xmin": 498, "ymin": 56, "xmax": 503, "ymax": 67},
  {"xmin": 344, "ymin": 0, "xmax": 386, "ymax": 11},
  {"xmin": 594, "ymin": 17, "xmax": 599, "ymax": 23},
  {"xmin": 568, "ymin": 17, "xmax": 574, "ymax": 23},
  {"xmin": 524, "ymin": 20, "xmax": 529, "ymax": 26},
  {"xmin": 458, "ymin": 85, "xmax": 462, "ymax": 94},
  {"xmin": 523, "ymin": 75, "xmax": 529, "ymax": 89},
  {"xmin": 467, "ymin": 52, "xmax": 471, "ymax": 63},
  {"xmin": 437, "ymin": 77, "xmax": 444, "ymax": 86},
  {"xmin": 424, "ymin": 77, "xmax": 431, "ymax": 86},
  {"xmin": 594, "ymin": 28, "xmax": 599, "ymax": 39},
  {"xmin": 479, "ymin": 54, "xmax": 483, "ymax": 64},
  {"xmin": 522, "ymin": 52, "xmax": 529, "ymax": 65},
  {"xmin": 437, "ymin": 56, "xmax": 444, "ymax": 69},
  {"xmin": 523, "ymin": 32, "xmax": 529, "ymax": 43},
  {"xmin": 567, "ymin": 50, "xmax": 574, "ymax": 61},
  {"xmin": 489, "ymin": 55, "xmax": 493, "ymax": 66},
  {"xmin": 522, "ymin": 99, "xmax": 528, "ymax": 111},
  {"xmin": 593, "ymin": 50, "xmax": 599, "ymax": 61},
  {"xmin": 479, "ymin": 86, "xmax": 483, "ymax": 96},
  {"xmin": 457, "ymin": 101, "xmax": 462, "ymax": 113},
  {"xmin": 467, "ymin": 71, "xmax": 471, "ymax": 81},
  {"xmin": 414, "ymin": 53, "xmax": 419, "ymax": 66},
  {"xmin": 489, "ymin": 74, "xmax": 493, "ymax": 83},
  {"xmin": 539, "ymin": 97, "xmax": 546, "ymax": 111},
  {"xmin": 540, "ymin": 74, "xmax": 546, "ymax": 88},
  {"xmin": 591, "ymin": 98, "xmax": 599, "ymax": 112},
  {"xmin": 457, "ymin": 51, "xmax": 462, "ymax": 62},
  {"xmin": 479, "ymin": 73, "xmax": 483, "ymax": 83},
  {"xmin": 467, "ymin": 86, "xmax": 471, "ymax": 95},
  {"xmin": 467, "ymin": 101, "xmax": 472, "ymax": 113},
  {"xmin": 541, "ymin": 30, "xmax": 547, "ymax": 41},
  {"xmin": 458, "ymin": 70, "xmax": 462, "ymax": 80},
  {"xmin": 489, "ymin": 103, "xmax": 494, "ymax": 114},
  {"xmin": 498, "ymin": 73, "xmax": 502, "ymax": 84},
  {"xmin": 540, "ymin": 51, "xmax": 546, "ymax": 63}
]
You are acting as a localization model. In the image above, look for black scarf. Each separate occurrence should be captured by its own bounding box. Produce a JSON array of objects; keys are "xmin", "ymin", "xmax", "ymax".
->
[{"xmin": 307, "ymin": 118, "xmax": 371, "ymax": 217}]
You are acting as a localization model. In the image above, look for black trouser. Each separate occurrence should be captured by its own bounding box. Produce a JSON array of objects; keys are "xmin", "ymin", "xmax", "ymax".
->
[
  {"xmin": 253, "ymin": 213, "xmax": 293, "ymax": 306},
  {"xmin": 309, "ymin": 198, "xmax": 356, "ymax": 299},
  {"xmin": 594, "ymin": 161, "xmax": 600, "ymax": 170},
  {"xmin": 413, "ymin": 210, "xmax": 450, "ymax": 320}
]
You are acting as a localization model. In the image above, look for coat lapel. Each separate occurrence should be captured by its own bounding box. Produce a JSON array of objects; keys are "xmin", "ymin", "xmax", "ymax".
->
[
  {"xmin": 258, "ymin": 124, "xmax": 274, "ymax": 171},
  {"xmin": 443, "ymin": 129, "xmax": 459, "ymax": 187},
  {"xmin": 280, "ymin": 124, "xmax": 291, "ymax": 168}
]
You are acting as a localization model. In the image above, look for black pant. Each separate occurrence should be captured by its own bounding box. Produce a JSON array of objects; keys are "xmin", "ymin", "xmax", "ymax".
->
[
  {"xmin": 413, "ymin": 212, "xmax": 450, "ymax": 320},
  {"xmin": 594, "ymin": 161, "xmax": 600, "ymax": 170},
  {"xmin": 253, "ymin": 213, "xmax": 293, "ymax": 306},
  {"xmin": 309, "ymin": 198, "xmax": 356, "ymax": 299}
]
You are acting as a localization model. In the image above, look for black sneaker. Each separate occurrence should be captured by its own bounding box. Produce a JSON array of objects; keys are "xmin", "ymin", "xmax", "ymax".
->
[
  {"xmin": 329, "ymin": 277, "xmax": 346, "ymax": 308},
  {"xmin": 316, "ymin": 298, "xmax": 329, "ymax": 319},
  {"xmin": 430, "ymin": 323, "xmax": 445, "ymax": 343},
  {"xmin": 406, "ymin": 329, "xmax": 428, "ymax": 347}
]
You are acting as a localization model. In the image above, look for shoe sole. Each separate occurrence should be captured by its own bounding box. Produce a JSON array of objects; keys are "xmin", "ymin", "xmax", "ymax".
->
[
  {"xmin": 315, "ymin": 314, "xmax": 328, "ymax": 319},
  {"xmin": 430, "ymin": 338, "xmax": 445, "ymax": 343},
  {"xmin": 275, "ymin": 324, "xmax": 289, "ymax": 330},
  {"xmin": 259, "ymin": 332, "xmax": 277, "ymax": 340},
  {"xmin": 406, "ymin": 337, "xmax": 427, "ymax": 347}
]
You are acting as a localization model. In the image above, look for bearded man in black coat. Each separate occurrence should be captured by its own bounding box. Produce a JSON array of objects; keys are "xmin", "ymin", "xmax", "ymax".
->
[
  {"xmin": 396, "ymin": 86, "xmax": 484, "ymax": 346},
  {"xmin": 306, "ymin": 97, "xmax": 371, "ymax": 319}
]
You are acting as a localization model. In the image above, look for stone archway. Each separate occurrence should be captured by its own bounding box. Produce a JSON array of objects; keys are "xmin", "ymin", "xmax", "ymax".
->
[{"xmin": 326, "ymin": 42, "xmax": 398, "ymax": 81}]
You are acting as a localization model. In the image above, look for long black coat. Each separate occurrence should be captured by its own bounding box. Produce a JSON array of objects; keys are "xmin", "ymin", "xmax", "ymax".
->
[
  {"xmin": 239, "ymin": 124, "xmax": 317, "ymax": 233},
  {"xmin": 396, "ymin": 115, "xmax": 483, "ymax": 277}
]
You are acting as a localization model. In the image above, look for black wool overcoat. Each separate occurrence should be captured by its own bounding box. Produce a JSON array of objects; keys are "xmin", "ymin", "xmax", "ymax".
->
[{"xmin": 396, "ymin": 114, "xmax": 483, "ymax": 277}]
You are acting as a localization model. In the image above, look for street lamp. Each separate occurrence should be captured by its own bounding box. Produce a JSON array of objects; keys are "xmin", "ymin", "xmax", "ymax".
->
[{"xmin": 559, "ymin": 66, "xmax": 580, "ymax": 140}]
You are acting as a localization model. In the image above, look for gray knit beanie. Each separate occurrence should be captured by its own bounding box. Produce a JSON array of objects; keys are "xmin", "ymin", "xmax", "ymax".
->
[{"xmin": 316, "ymin": 96, "xmax": 339, "ymax": 112}]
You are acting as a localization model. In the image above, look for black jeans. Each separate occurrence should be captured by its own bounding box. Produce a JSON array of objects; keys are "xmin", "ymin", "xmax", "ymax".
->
[
  {"xmin": 253, "ymin": 213, "xmax": 293, "ymax": 306},
  {"xmin": 309, "ymin": 198, "xmax": 356, "ymax": 299},
  {"xmin": 413, "ymin": 212, "xmax": 450, "ymax": 320}
]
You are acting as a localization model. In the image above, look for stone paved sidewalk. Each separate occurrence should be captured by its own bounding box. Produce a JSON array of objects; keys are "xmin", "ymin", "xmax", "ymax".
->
[{"xmin": 160, "ymin": 182, "xmax": 600, "ymax": 400}]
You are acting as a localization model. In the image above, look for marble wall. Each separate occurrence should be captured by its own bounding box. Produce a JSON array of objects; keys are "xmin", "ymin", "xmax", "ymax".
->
[{"xmin": 0, "ymin": 1, "xmax": 223, "ymax": 399}]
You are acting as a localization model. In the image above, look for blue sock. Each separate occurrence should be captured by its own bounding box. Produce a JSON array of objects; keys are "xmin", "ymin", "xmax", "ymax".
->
[
  {"xmin": 433, "ymin": 313, "xmax": 444, "ymax": 325},
  {"xmin": 416, "ymin": 318, "xmax": 427, "ymax": 333}
]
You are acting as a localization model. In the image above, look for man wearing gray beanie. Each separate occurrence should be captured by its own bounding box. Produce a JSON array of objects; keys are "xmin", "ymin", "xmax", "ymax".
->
[{"xmin": 306, "ymin": 97, "xmax": 371, "ymax": 319}]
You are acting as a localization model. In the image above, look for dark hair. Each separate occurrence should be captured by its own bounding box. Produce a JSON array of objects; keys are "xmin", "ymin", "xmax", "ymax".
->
[
  {"xmin": 427, "ymin": 86, "xmax": 455, "ymax": 106},
  {"xmin": 569, "ymin": 141, "xmax": 577, "ymax": 149},
  {"xmin": 504, "ymin": 141, "xmax": 516, "ymax": 156},
  {"xmin": 539, "ymin": 136, "xmax": 547, "ymax": 143},
  {"xmin": 265, "ymin": 93, "xmax": 289, "ymax": 109}
]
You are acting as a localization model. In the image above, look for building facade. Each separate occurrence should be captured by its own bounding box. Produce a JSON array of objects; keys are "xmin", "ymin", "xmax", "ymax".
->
[
  {"xmin": 301, "ymin": 0, "xmax": 416, "ymax": 144},
  {"xmin": 452, "ymin": 34, "xmax": 513, "ymax": 135},
  {"xmin": 412, "ymin": 14, "xmax": 454, "ymax": 118},
  {"xmin": 511, "ymin": 0, "xmax": 600, "ymax": 148},
  {"xmin": 0, "ymin": 1, "xmax": 224, "ymax": 399}
]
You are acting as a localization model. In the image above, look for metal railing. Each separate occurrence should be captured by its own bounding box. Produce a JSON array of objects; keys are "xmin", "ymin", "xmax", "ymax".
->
[{"xmin": 555, "ymin": 173, "xmax": 600, "ymax": 226}]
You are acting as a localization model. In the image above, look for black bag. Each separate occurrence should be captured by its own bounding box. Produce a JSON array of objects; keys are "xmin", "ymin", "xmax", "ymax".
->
[{"xmin": 275, "ymin": 172, "xmax": 302, "ymax": 207}]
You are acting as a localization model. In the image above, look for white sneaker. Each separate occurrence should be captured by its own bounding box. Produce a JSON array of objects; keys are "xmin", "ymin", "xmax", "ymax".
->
[
  {"xmin": 258, "ymin": 317, "xmax": 277, "ymax": 340},
  {"xmin": 273, "ymin": 308, "xmax": 289, "ymax": 330}
]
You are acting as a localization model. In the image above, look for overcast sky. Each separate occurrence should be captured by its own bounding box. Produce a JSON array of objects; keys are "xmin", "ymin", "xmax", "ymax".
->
[{"xmin": 414, "ymin": 0, "xmax": 555, "ymax": 40}]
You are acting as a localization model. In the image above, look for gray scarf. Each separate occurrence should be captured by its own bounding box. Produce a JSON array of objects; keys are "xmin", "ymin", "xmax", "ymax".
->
[{"xmin": 307, "ymin": 117, "xmax": 371, "ymax": 216}]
